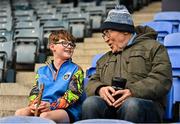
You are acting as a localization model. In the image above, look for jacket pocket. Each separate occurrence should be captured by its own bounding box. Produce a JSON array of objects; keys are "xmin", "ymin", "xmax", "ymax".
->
[{"xmin": 127, "ymin": 50, "xmax": 151, "ymax": 76}]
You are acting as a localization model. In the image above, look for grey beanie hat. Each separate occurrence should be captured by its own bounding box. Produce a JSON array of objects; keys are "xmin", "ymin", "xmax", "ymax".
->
[{"xmin": 101, "ymin": 5, "xmax": 135, "ymax": 33}]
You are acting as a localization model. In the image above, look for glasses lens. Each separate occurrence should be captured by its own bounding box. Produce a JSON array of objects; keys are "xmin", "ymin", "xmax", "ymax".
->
[
  {"xmin": 62, "ymin": 41, "xmax": 76, "ymax": 48},
  {"xmin": 62, "ymin": 41, "xmax": 69, "ymax": 47},
  {"xmin": 102, "ymin": 30, "xmax": 111, "ymax": 39}
]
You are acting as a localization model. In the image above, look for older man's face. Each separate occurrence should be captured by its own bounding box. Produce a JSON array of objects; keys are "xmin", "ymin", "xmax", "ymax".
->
[{"xmin": 102, "ymin": 30, "xmax": 130, "ymax": 53}]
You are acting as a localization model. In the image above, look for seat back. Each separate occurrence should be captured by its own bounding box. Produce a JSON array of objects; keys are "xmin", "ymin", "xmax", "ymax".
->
[
  {"xmin": 164, "ymin": 33, "xmax": 180, "ymax": 121},
  {"xmin": 164, "ymin": 33, "xmax": 180, "ymax": 76},
  {"xmin": 78, "ymin": 1, "xmax": 96, "ymax": 11},
  {"xmin": 55, "ymin": 3, "xmax": 74, "ymax": 13},
  {"xmin": 142, "ymin": 21, "xmax": 173, "ymax": 44},
  {"xmin": 14, "ymin": 9, "xmax": 37, "ymax": 22},
  {"xmin": 85, "ymin": 6, "xmax": 106, "ymax": 30},
  {"xmin": 164, "ymin": 86, "xmax": 174, "ymax": 120},
  {"xmin": 61, "ymin": 7, "xmax": 81, "ymax": 19},
  {"xmin": 67, "ymin": 13, "xmax": 91, "ymax": 38},
  {"xmin": 100, "ymin": 0, "xmax": 119, "ymax": 15},
  {"xmin": 14, "ymin": 29, "xmax": 40, "ymax": 64},
  {"xmin": 0, "ymin": 53, "xmax": 7, "ymax": 82},
  {"xmin": 154, "ymin": 12, "xmax": 180, "ymax": 33},
  {"xmin": 86, "ymin": 53, "xmax": 104, "ymax": 78},
  {"xmin": 0, "ymin": 31, "xmax": 14, "ymax": 62}
]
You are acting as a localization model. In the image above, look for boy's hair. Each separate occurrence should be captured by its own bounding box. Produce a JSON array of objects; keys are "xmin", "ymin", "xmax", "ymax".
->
[{"xmin": 49, "ymin": 30, "xmax": 76, "ymax": 44}]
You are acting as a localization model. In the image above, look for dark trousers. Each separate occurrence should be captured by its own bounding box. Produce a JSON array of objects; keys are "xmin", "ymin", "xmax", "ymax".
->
[{"xmin": 82, "ymin": 96, "xmax": 164, "ymax": 123}]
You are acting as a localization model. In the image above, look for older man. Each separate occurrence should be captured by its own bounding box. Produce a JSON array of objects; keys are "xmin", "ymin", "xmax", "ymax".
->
[{"xmin": 82, "ymin": 5, "xmax": 172, "ymax": 123}]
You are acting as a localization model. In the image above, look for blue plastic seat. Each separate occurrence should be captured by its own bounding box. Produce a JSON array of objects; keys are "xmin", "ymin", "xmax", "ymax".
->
[
  {"xmin": 165, "ymin": 86, "xmax": 174, "ymax": 120},
  {"xmin": 154, "ymin": 12, "xmax": 180, "ymax": 33},
  {"xmin": 164, "ymin": 33, "xmax": 180, "ymax": 76},
  {"xmin": 86, "ymin": 53, "xmax": 104, "ymax": 78},
  {"xmin": 164, "ymin": 33, "xmax": 180, "ymax": 121},
  {"xmin": 142, "ymin": 21, "xmax": 173, "ymax": 44}
]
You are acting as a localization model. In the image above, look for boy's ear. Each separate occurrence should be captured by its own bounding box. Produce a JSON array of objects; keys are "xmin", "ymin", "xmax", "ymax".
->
[{"xmin": 49, "ymin": 43, "xmax": 54, "ymax": 51}]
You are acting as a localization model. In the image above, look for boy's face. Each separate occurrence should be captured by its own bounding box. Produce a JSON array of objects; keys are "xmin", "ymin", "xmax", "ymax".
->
[{"xmin": 50, "ymin": 38, "xmax": 75, "ymax": 60}]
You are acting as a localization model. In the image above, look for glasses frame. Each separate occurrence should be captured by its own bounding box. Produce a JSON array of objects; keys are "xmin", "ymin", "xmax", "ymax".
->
[
  {"xmin": 102, "ymin": 30, "xmax": 111, "ymax": 40},
  {"xmin": 54, "ymin": 40, "xmax": 76, "ymax": 49}
]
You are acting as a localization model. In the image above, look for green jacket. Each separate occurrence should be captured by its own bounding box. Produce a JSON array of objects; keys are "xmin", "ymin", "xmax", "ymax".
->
[{"xmin": 86, "ymin": 26, "xmax": 172, "ymax": 107}]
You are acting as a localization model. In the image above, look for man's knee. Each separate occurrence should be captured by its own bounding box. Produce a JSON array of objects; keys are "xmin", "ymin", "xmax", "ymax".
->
[
  {"xmin": 82, "ymin": 96, "xmax": 102, "ymax": 110},
  {"xmin": 121, "ymin": 97, "xmax": 141, "ymax": 111},
  {"xmin": 124, "ymin": 98, "xmax": 140, "ymax": 108}
]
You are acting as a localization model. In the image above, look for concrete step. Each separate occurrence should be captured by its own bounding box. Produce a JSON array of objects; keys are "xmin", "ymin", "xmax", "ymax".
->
[
  {"xmin": 0, "ymin": 110, "xmax": 15, "ymax": 117},
  {"xmin": 0, "ymin": 95, "xmax": 28, "ymax": 111},
  {"xmin": 72, "ymin": 55, "xmax": 94, "ymax": 64},
  {"xmin": 0, "ymin": 83, "xmax": 29, "ymax": 117},
  {"xmin": 16, "ymin": 72, "xmax": 35, "ymax": 88},
  {"xmin": 84, "ymin": 37, "xmax": 104, "ymax": 43},
  {"xmin": 138, "ymin": 2, "xmax": 161, "ymax": 13},
  {"xmin": 75, "ymin": 43, "xmax": 84, "ymax": 48},
  {"xmin": 84, "ymin": 43, "xmax": 109, "ymax": 49},
  {"xmin": 0, "ymin": 83, "xmax": 29, "ymax": 96},
  {"xmin": 73, "ymin": 49, "xmax": 85, "ymax": 56},
  {"xmin": 92, "ymin": 33, "xmax": 102, "ymax": 38}
]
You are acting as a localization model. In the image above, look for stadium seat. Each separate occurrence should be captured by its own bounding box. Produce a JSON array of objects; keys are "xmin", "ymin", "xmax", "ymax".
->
[
  {"xmin": 85, "ymin": 6, "xmax": 106, "ymax": 30},
  {"xmin": 66, "ymin": 13, "xmax": 92, "ymax": 40},
  {"xmin": 86, "ymin": 53, "xmax": 104, "ymax": 78},
  {"xmin": 164, "ymin": 33, "xmax": 180, "ymax": 121},
  {"xmin": 14, "ymin": 29, "xmax": 40, "ymax": 64},
  {"xmin": 164, "ymin": 86, "xmax": 174, "ymax": 120},
  {"xmin": 0, "ymin": 116, "xmax": 56, "ymax": 123},
  {"xmin": 100, "ymin": 0, "xmax": 119, "ymax": 15},
  {"xmin": 0, "ymin": 31, "xmax": 16, "ymax": 82},
  {"xmin": 78, "ymin": 1, "xmax": 96, "ymax": 11},
  {"xmin": 154, "ymin": 12, "xmax": 180, "ymax": 33},
  {"xmin": 74, "ymin": 119, "xmax": 133, "ymax": 124},
  {"xmin": 55, "ymin": 3, "xmax": 74, "ymax": 13},
  {"xmin": 38, "ymin": 14, "xmax": 62, "ymax": 25},
  {"xmin": 0, "ymin": 53, "xmax": 6, "ymax": 82},
  {"xmin": 15, "ymin": 20, "xmax": 40, "ymax": 30},
  {"xmin": 60, "ymin": 7, "xmax": 81, "ymax": 20},
  {"xmin": 14, "ymin": 10, "xmax": 37, "ymax": 22},
  {"xmin": 142, "ymin": 21, "xmax": 173, "ymax": 44},
  {"xmin": 84, "ymin": 53, "xmax": 104, "ymax": 87},
  {"xmin": 164, "ymin": 33, "xmax": 180, "ymax": 76},
  {"xmin": 0, "ymin": 19, "xmax": 12, "ymax": 32}
]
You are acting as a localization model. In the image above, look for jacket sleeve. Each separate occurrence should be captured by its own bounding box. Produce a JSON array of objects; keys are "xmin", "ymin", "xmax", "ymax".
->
[
  {"xmin": 28, "ymin": 73, "xmax": 39, "ymax": 105},
  {"xmin": 50, "ymin": 67, "xmax": 84, "ymax": 110},
  {"xmin": 127, "ymin": 44, "xmax": 172, "ymax": 100},
  {"xmin": 85, "ymin": 61, "xmax": 108, "ymax": 96}
]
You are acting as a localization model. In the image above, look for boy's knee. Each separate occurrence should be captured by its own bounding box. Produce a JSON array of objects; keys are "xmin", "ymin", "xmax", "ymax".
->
[{"xmin": 15, "ymin": 109, "xmax": 22, "ymax": 116}]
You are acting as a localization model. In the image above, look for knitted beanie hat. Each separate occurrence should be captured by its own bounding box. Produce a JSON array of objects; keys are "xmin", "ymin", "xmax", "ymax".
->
[{"xmin": 101, "ymin": 5, "xmax": 135, "ymax": 33}]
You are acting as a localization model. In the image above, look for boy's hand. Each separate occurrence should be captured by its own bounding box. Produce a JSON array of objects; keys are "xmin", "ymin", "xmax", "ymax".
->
[
  {"xmin": 29, "ymin": 99, "xmax": 38, "ymax": 114},
  {"xmin": 38, "ymin": 101, "xmax": 51, "ymax": 113}
]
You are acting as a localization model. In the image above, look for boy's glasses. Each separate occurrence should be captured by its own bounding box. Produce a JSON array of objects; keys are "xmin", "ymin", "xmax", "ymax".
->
[{"xmin": 54, "ymin": 40, "xmax": 76, "ymax": 48}]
